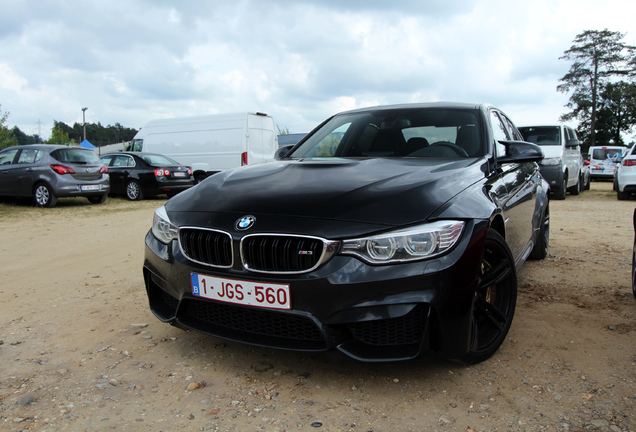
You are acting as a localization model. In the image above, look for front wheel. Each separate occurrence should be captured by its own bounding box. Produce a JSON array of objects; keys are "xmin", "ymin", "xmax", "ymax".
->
[
  {"xmin": 126, "ymin": 180, "xmax": 144, "ymax": 201},
  {"xmin": 33, "ymin": 183, "xmax": 57, "ymax": 208},
  {"xmin": 553, "ymin": 176, "xmax": 567, "ymax": 200},
  {"xmin": 459, "ymin": 229, "xmax": 517, "ymax": 364}
]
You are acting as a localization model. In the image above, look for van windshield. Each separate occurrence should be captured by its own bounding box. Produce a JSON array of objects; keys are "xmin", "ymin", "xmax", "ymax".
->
[{"xmin": 518, "ymin": 126, "xmax": 560, "ymax": 146}]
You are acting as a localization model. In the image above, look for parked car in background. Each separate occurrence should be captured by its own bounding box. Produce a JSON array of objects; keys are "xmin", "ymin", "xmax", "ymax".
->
[
  {"xmin": 580, "ymin": 155, "xmax": 591, "ymax": 190},
  {"xmin": 614, "ymin": 145, "xmax": 636, "ymax": 200},
  {"xmin": 129, "ymin": 112, "xmax": 278, "ymax": 182},
  {"xmin": 518, "ymin": 124, "xmax": 583, "ymax": 200},
  {"xmin": 143, "ymin": 102, "xmax": 549, "ymax": 364},
  {"xmin": 588, "ymin": 145, "xmax": 626, "ymax": 180},
  {"xmin": 277, "ymin": 133, "xmax": 307, "ymax": 147},
  {"xmin": 100, "ymin": 152, "xmax": 194, "ymax": 201},
  {"xmin": 0, "ymin": 144, "xmax": 109, "ymax": 207}
]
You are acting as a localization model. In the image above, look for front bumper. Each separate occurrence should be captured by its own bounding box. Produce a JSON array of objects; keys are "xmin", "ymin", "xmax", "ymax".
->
[
  {"xmin": 538, "ymin": 164, "xmax": 564, "ymax": 191},
  {"xmin": 142, "ymin": 220, "xmax": 489, "ymax": 362}
]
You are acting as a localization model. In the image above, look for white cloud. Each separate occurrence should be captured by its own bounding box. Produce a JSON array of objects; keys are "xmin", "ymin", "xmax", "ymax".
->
[{"xmin": 0, "ymin": 0, "xmax": 635, "ymax": 140}]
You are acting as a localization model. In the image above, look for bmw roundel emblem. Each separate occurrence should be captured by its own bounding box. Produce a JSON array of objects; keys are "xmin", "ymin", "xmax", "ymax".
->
[{"xmin": 235, "ymin": 215, "xmax": 256, "ymax": 231}]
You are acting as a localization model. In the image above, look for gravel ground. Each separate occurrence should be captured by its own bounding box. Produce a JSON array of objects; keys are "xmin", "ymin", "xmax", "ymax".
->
[{"xmin": 0, "ymin": 180, "xmax": 635, "ymax": 432}]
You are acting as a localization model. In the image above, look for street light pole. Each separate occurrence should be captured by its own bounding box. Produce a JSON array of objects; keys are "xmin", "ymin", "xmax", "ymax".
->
[{"xmin": 81, "ymin": 107, "xmax": 88, "ymax": 142}]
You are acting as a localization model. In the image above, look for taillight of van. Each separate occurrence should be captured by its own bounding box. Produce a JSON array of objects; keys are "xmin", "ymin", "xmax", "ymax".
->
[{"xmin": 241, "ymin": 152, "xmax": 248, "ymax": 166}]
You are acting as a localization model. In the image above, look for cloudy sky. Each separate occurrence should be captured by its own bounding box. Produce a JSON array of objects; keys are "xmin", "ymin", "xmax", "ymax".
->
[{"xmin": 1, "ymin": 0, "xmax": 635, "ymax": 141}]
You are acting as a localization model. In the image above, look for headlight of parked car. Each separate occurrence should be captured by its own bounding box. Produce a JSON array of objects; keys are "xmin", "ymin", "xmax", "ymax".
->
[
  {"xmin": 152, "ymin": 206, "xmax": 178, "ymax": 244},
  {"xmin": 341, "ymin": 221, "xmax": 464, "ymax": 264},
  {"xmin": 540, "ymin": 157, "xmax": 561, "ymax": 166}
]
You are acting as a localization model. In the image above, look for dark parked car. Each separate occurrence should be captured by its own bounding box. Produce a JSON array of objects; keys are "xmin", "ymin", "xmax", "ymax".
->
[
  {"xmin": 0, "ymin": 144, "xmax": 109, "ymax": 207},
  {"xmin": 100, "ymin": 152, "xmax": 194, "ymax": 200},
  {"xmin": 143, "ymin": 102, "xmax": 549, "ymax": 364}
]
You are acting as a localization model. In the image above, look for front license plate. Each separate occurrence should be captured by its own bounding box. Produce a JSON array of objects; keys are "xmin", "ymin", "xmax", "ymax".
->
[
  {"xmin": 81, "ymin": 185, "xmax": 100, "ymax": 191},
  {"xmin": 191, "ymin": 273, "xmax": 291, "ymax": 310}
]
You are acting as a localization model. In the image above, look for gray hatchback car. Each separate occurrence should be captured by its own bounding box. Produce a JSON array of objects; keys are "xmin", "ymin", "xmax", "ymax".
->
[{"xmin": 0, "ymin": 144, "xmax": 110, "ymax": 207}]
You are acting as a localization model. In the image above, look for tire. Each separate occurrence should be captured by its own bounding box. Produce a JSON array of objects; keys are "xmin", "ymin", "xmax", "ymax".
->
[
  {"xmin": 530, "ymin": 202, "xmax": 549, "ymax": 260},
  {"xmin": 33, "ymin": 182, "xmax": 57, "ymax": 208},
  {"xmin": 88, "ymin": 194, "xmax": 107, "ymax": 204},
  {"xmin": 568, "ymin": 175, "xmax": 580, "ymax": 196},
  {"xmin": 553, "ymin": 181, "xmax": 566, "ymax": 200},
  {"xmin": 126, "ymin": 180, "xmax": 144, "ymax": 201},
  {"xmin": 459, "ymin": 229, "xmax": 517, "ymax": 364},
  {"xmin": 584, "ymin": 175, "xmax": 591, "ymax": 190},
  {"xmin": 617, "ymin": 189, "xmax": 629, "ymax": 200}
]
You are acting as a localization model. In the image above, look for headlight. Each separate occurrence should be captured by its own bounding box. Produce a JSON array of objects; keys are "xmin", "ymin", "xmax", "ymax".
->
[
  {"xmin": 341, "ymin": 221, "xmax": 464, "ymax": 264},
  {"xmin": 152, "ymin": 206, "xmax": 178, "ymax": 244},
  {"xmin": 541, "ymin": 157, "xmax": 561, "ymax": 166}
]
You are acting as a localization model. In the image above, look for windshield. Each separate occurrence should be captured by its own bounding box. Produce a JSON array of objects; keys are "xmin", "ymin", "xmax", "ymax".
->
[
  {"xmin": 518, "ymin": 126, "xmax": 561, "ymax": 146},
  {"xmin": 51, "ymin": 148, "xmax": 102, "ymax": 165},
  {"xmin": 289, "ymin": 108, "xmax": 484, "ymax": 159},
  {"xmin": 592, "ymin": 148, "xmax": 624, "ymax": 161}
]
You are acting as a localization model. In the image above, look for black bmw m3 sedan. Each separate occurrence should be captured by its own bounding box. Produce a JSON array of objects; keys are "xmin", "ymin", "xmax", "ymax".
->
[{"xmin": 142, "ymin": 102, "xmax": 549, "ymax": 364}]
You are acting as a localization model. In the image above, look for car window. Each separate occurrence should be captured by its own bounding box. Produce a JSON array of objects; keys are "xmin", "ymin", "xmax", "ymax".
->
[
  {"xmin": 0, "ymin": 148, "xmax": 20, "ymax": 165},
  {"xmin": 140, "ymin": 154, "xmax": 180, "ymax": 165},
  {"xmin": 489, "ymin": 111, "xmax": 508, "ymax": 157},
  {"xmin": 51, "ymin": 148, "xmax": 102, "ymax": 164},
  {"xmin": 100, "ymin": 155, "xmax": 115, "ymax": 166},
  {"xmin": 113, "ymin": 155, "xmax": 135, "ymax": 167},
  {"xmin": 500, "ymin": 114, "xmax": 524, "ymax": 141},
  {"xmin": 17, "ymin": 149, "xmax": 42, "ymax": 164},
  {"xmin": 290, "ymin": 108, "xmax": 484, "ymax": 159}
]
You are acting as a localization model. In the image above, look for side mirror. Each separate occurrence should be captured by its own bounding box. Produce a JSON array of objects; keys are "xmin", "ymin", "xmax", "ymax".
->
[
  {"xmin": 497, "ymin": 140, "xmax": 544, "ymax": 164},
  {"xmin": 274, "ymin": 145, "xmax": 294, "ymax": 160},
  {"xmin": 566, "ymin": 138, "xmax": 580, "ymax": 148}
]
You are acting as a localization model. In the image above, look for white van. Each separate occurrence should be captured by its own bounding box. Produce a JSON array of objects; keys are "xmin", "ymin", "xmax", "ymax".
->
[
  {"xmin": 518, "ymin": 124, "xmax": 583, "ymax": 200},
  {"xmin": 587, "ymin": 145, "xmax": 627, "ymax": 180},
  {"xmin": 129, "ymin": 112, "xmax": 278, "ymax": 181}
]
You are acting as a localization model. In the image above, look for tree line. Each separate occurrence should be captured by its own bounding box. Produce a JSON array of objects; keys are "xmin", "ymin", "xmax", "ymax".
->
[
  {"xmin": 558, "ymin": 29, "xmax": 636, "ymax": 153},
  {"xmin": 0, "ymin": 111, "xmax": 138, "ymax": 150}
]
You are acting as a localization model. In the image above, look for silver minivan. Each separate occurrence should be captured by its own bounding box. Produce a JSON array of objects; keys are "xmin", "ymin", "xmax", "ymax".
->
[
  {"xmin": 518, "ymin": 125, "xmax": 583, "ymax": 200},
  {"xmin": 0, "ymin": 144, "xmax": 110, "ymax": 207}
]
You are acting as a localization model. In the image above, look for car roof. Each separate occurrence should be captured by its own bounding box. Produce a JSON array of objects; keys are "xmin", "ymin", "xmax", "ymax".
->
[
  {"xmin": 103, "ymin": 152, "xmax": 164, "ymax": 158},
  {"xmin": 335, "ymin": 102, "xmax": 487, "ymax": 116},
  {"xmin": 3, "ymin": 144, "xmax": 87, "ymax": 151}
]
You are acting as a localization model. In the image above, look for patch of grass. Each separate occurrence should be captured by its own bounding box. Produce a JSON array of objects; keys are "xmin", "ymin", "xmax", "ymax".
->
[{"xmin": 0, "ymin": 196, "xmax": 166, "ymax": 221}]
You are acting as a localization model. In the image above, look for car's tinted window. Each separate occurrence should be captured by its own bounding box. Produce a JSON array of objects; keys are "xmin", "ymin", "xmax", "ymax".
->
[
  {"xmin": 0, "ymin": 148, "xmax": 20, "ymax": 165},
  {"xmin": 140, "ymin": 154, "xmax": 181, "ymax": 165},
  {"xmin": 518, "ymin": 126, "xmax": 561, "ymax": 146},
  {"xmin": 592, "ymin": 148, "xmax": 623, "ymax": 161},
  {"xmin": 290, "ymin": 108, "xmax": 483, "ymax": 159},
  {"xmin": 51, "ymin": 148, "xmax": 102, "ymax": 164}
]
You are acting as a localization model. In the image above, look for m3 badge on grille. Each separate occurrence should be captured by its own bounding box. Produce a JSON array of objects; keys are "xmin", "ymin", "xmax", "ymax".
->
[{"xmin": 235, "ymin": 215, "xmax": 256, "ymax": 231}]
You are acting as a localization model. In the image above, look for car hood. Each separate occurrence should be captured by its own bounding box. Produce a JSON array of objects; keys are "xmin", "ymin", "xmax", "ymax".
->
[
  {"xmin": 167, "ymin": 158, "xmax": 486, "ymax": 228},
  {"xmin": 538, "ymin": 145, "xmax": 562, "ymax": 159}
]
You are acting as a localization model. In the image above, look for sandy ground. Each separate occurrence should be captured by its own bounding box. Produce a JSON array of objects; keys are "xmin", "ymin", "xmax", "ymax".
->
[{"xmin": 0, "ymin": 181, "xmax": 635, "ymax": 432}]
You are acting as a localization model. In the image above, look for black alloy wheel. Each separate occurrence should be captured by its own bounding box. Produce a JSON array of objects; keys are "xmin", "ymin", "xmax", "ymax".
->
[
  {"xmin": 33, "ymin": 182, "xmax": 57, "ymax": 208},
  {"xmin": 126, "ymin": 180, "xmax": 144, "ymax": 201},
  {"xmin": 459, "ymin": 229, "xmax": 517, "ymax": 364}
]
